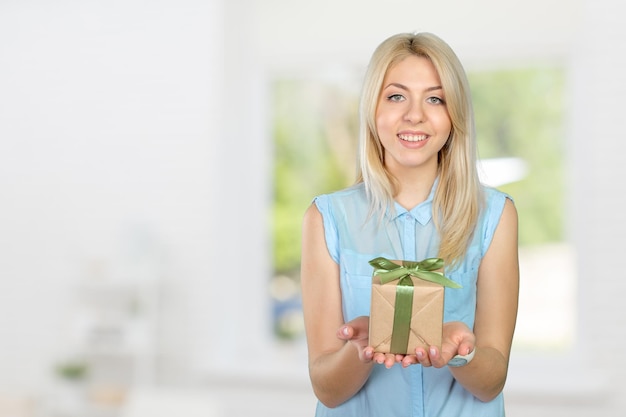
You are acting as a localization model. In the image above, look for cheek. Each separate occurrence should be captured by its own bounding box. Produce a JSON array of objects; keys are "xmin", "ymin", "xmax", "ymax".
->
[
  {"xmin": 375, "ymin": 111, "xmax": 393, "ymax": 136},
  {"xmin": 376, "ymin": 121, "xmax": 395, "ymax": 150},
  {"xmin": 433, "ymin": 112, "xmax": 452, "ymax": 135}
]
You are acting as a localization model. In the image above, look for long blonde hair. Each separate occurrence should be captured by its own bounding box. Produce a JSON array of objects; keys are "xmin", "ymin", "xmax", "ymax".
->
[{"xmin": 356, "ymin": 32, "xmax": 483, "ymax": 268}]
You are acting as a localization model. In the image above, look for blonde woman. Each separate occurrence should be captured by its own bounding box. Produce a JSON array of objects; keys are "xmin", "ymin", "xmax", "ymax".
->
[{"xmin": 301, "ymin": 32, "xmax": 519, "ymax": 416}]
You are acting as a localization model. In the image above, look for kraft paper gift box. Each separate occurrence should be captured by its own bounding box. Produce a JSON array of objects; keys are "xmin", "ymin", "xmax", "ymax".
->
[{"xmin": 368, "ymin": 257, "xmax": 461, "ymax": 355}]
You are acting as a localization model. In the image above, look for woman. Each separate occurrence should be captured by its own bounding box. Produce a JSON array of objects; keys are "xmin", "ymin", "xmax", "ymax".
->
[{"xmin": 300, "ymin": 32, "xmax": 519, "ymax": 416}]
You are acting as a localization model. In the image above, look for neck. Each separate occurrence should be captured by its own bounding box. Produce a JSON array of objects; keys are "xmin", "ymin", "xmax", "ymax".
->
[{"xmin": 393, "ymin": 168, "xmax": 438, "ymax": 210}]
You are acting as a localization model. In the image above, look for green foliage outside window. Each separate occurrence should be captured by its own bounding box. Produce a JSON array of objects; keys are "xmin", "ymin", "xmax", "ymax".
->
[
  {"xmin": 470, "ymin": 67, "xmax": 565, "ymax": 245},
  {"xmin": 272, "ymin": 79, "xmax": 358, "ymax": 275}
]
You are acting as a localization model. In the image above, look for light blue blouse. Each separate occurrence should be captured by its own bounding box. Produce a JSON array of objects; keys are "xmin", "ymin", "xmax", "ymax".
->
[{"xmin": 313, "ymin": 181, "xmax": 510, "ymax": 417}]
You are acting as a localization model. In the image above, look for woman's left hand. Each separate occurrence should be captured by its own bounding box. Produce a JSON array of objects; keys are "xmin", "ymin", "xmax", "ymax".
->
[{"xmin": 396, "ymin": 321, "xmax": 476, "ymax": 368}]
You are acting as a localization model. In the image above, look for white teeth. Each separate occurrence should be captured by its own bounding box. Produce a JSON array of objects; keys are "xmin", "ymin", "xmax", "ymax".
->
[{"xmin": 398, "ymin": 134, "xmax": 427, "ymax": 142}]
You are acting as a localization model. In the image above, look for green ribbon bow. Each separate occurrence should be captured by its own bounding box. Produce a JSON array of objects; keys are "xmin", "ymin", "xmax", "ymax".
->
[
  {"xmin": 369, "ymin": 257, "xmax": 461, "ymax": 354},
  {"xmin": 369, "ymin": 257, "xmax": 461, "ymax": 288}
]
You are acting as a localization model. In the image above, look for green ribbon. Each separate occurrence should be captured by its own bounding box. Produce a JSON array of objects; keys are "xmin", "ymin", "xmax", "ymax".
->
[{"xmin": 369, "ymin": 257, "xmax": 461, "ymax": 353}]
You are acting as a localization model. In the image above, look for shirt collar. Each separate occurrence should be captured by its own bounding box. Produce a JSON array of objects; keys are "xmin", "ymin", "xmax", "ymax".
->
[{"xmin": 388, "ymin": 177, "xmax": 438, "ymax": 226}]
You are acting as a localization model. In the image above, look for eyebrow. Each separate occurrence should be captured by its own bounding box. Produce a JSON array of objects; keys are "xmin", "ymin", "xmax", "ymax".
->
[{"xmin": 384, "ymin": 83, "xmax": 443, "ymax": 93}]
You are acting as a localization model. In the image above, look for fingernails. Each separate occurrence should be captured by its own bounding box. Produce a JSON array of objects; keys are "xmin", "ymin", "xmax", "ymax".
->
[
  {"xmin": 342, "ymin": 326, "xmax": 349, "ymax": 336},
  {"xmin": 429, "ymin": 347, "xmax": 437, "ymax": 357},
  {"xmin": 416, "ymin": 351, "xmax": 424, "ymax": 359}
]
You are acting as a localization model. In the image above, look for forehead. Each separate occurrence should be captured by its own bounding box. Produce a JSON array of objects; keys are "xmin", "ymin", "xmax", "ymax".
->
[{"xmin": 384, "ymin": 55, "xmax": 440, "ymax": 84}]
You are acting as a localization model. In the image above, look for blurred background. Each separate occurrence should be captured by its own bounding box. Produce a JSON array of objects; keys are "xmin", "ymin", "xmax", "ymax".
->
[{"xmin": 1, "ymin": 0, "xmax": 624, "ymax": 416}]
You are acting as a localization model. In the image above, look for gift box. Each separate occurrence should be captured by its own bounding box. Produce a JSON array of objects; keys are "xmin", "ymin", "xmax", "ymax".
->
[{"xmin": 368, "ymin": 257, "xmax": 461, "ymax": 355}]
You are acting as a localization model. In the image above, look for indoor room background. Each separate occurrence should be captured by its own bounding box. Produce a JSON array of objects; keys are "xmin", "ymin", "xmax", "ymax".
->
[{"xmin": 1, "ymin": 0, "xmax": 624, "ymax": 416}]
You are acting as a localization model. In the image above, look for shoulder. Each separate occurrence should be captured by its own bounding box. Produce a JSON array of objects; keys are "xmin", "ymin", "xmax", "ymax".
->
[
  {"xmin": 483, "ymin": 185, "xmax": 513, "ymax": 206},
  {"xmin": 477, "ymin": 186, "xmax": 517, "ymax": 256},
  {"xmin": 313, "ymin": 183, "xmax": 367, "ymax": 215},
  {"xmin": 481, "ymin": 186, "xmax": 515, "ymax": 223},
  {"xmin": 315, "ymin": 183, "xmax": 366, "ymax": 202},
  {"xmin": 306, "ymin": 184, "xmax": 366, "ymax": 265}
]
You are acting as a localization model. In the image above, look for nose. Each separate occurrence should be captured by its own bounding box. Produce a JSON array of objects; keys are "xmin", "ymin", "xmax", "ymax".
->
[{"xmin": 404, "ymin": 100, "xmax": 424, "ymax": 123}]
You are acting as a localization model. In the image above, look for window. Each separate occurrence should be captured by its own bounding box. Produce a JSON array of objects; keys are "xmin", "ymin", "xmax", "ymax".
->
[
  {"xmin": 469, "ymin": 67, "xmax": 574, "ymax": 351},
  {"xmin": 270, "ymin": 66, "xmax": 574, "ymax": 352},
  {"xmin": 270, "ymin": 74, "xmax": 359, "ymax": 340}
]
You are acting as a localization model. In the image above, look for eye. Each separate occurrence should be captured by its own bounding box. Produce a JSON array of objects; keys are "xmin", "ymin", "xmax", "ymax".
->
[
  {"xmin": 426, "ymin": 96, "xmax": 445, "ymax": 105},
  {"xmin": 387, "ymin": 93, "xmax": 405, "ymax": 102}
]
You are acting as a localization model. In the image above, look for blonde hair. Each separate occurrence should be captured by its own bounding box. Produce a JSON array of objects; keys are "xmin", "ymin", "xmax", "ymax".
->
[{"xmin": 356, "ymin": 32, "xmax": 483, "ymax": 268}]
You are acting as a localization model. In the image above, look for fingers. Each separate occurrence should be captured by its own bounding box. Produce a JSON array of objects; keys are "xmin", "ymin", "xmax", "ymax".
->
[
  {"xmin": 427, "ymin": 346, "xmax": 447, "ymax": 368},
  {"xmin": 415, "ymin": 346, "xmax": 452, "ymax": 368},
  {"xmin": 401, "ymin": 354, "xmax": 419, "ymax": 368},
  {"xmin": 337, "ymin": 316, "xmax": 369, "ymax": 341},
  {"xmin": 415, "ymin": 347, "xmax": 433, "ymax": 367},
  {"xmin": 336, "ymin": 320, "xmax": 377, "ymax": 363},
  {"xmin": 336, "ymin": 324, "xmax": 354, "ymax": 340},
  {"xmin": 370, "ymin": 352, "xmax": 423, "ymax": 368},
  {"xmin": 369, "ymin": 347, "xmax": 454, "ymax": 369},
  {"xmin": 426, "ymin": 344, "xmax": 477, "ymax": 368},
  {"xmin": 372, "ymin": 352, "xmax": 397, "ymax": 369},
  {"xmin": 456, "ymin": 340, "xmax": 474, "ymax": 357},
  {"xmin": 365, "ymin": 342, "xmax": 475, "ymax": 369},
  {"xmin": 439, "ymin": 334, "xmax": 475, "ymax": 365}
]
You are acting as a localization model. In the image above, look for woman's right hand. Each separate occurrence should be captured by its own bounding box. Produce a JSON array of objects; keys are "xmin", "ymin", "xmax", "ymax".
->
[
  {"xmin": 336, "ymin": 316, "xmax": 374, "ymax": 362},
  {"xmin": 337, "ymin": 316, "xmax": 401, "ymax": 367}
]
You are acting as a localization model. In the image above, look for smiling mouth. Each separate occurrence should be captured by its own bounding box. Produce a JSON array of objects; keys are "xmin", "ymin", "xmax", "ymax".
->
[{"xmin": 398, "ymin": 134, "xmax": 428, "ymax": 142}]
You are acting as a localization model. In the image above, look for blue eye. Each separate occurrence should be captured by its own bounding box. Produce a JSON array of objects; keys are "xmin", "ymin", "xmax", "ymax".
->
[
  {"xmin": 387, "ymin": 94, "xmax": 405, "ymax": 102},
  {"xmin": 427, "ymin": 97, "xmax": 445, "ymax": 105}
]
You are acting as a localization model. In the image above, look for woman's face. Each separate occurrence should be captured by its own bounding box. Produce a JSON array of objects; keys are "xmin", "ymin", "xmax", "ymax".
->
[{"xmin": 375, "ymin": 55, "xmax": 452, "ymax": 176}]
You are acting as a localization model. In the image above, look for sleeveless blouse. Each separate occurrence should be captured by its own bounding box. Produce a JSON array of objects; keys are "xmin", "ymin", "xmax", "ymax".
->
[{"xmin": 312, "ymin": 181, "xmax": 510, "ymax": 417}]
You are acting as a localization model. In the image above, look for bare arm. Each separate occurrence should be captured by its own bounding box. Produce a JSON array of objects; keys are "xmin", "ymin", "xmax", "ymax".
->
[
  {"xmin": 447, "ymin": 198, "xmax": 520, "ymax": 401},
  {"xmin": 300, "ymin": 203, "xmax": 374, "ymax": 408}
]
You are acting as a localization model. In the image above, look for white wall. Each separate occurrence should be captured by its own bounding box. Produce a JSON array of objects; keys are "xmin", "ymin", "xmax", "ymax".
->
[
  {"xmin": 252, "ymin": 0, "xmax": 581, "ymax": 71},
  {"xmin": 0, "ymin": 0, "xmax": 224, "ymax": 390}
]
